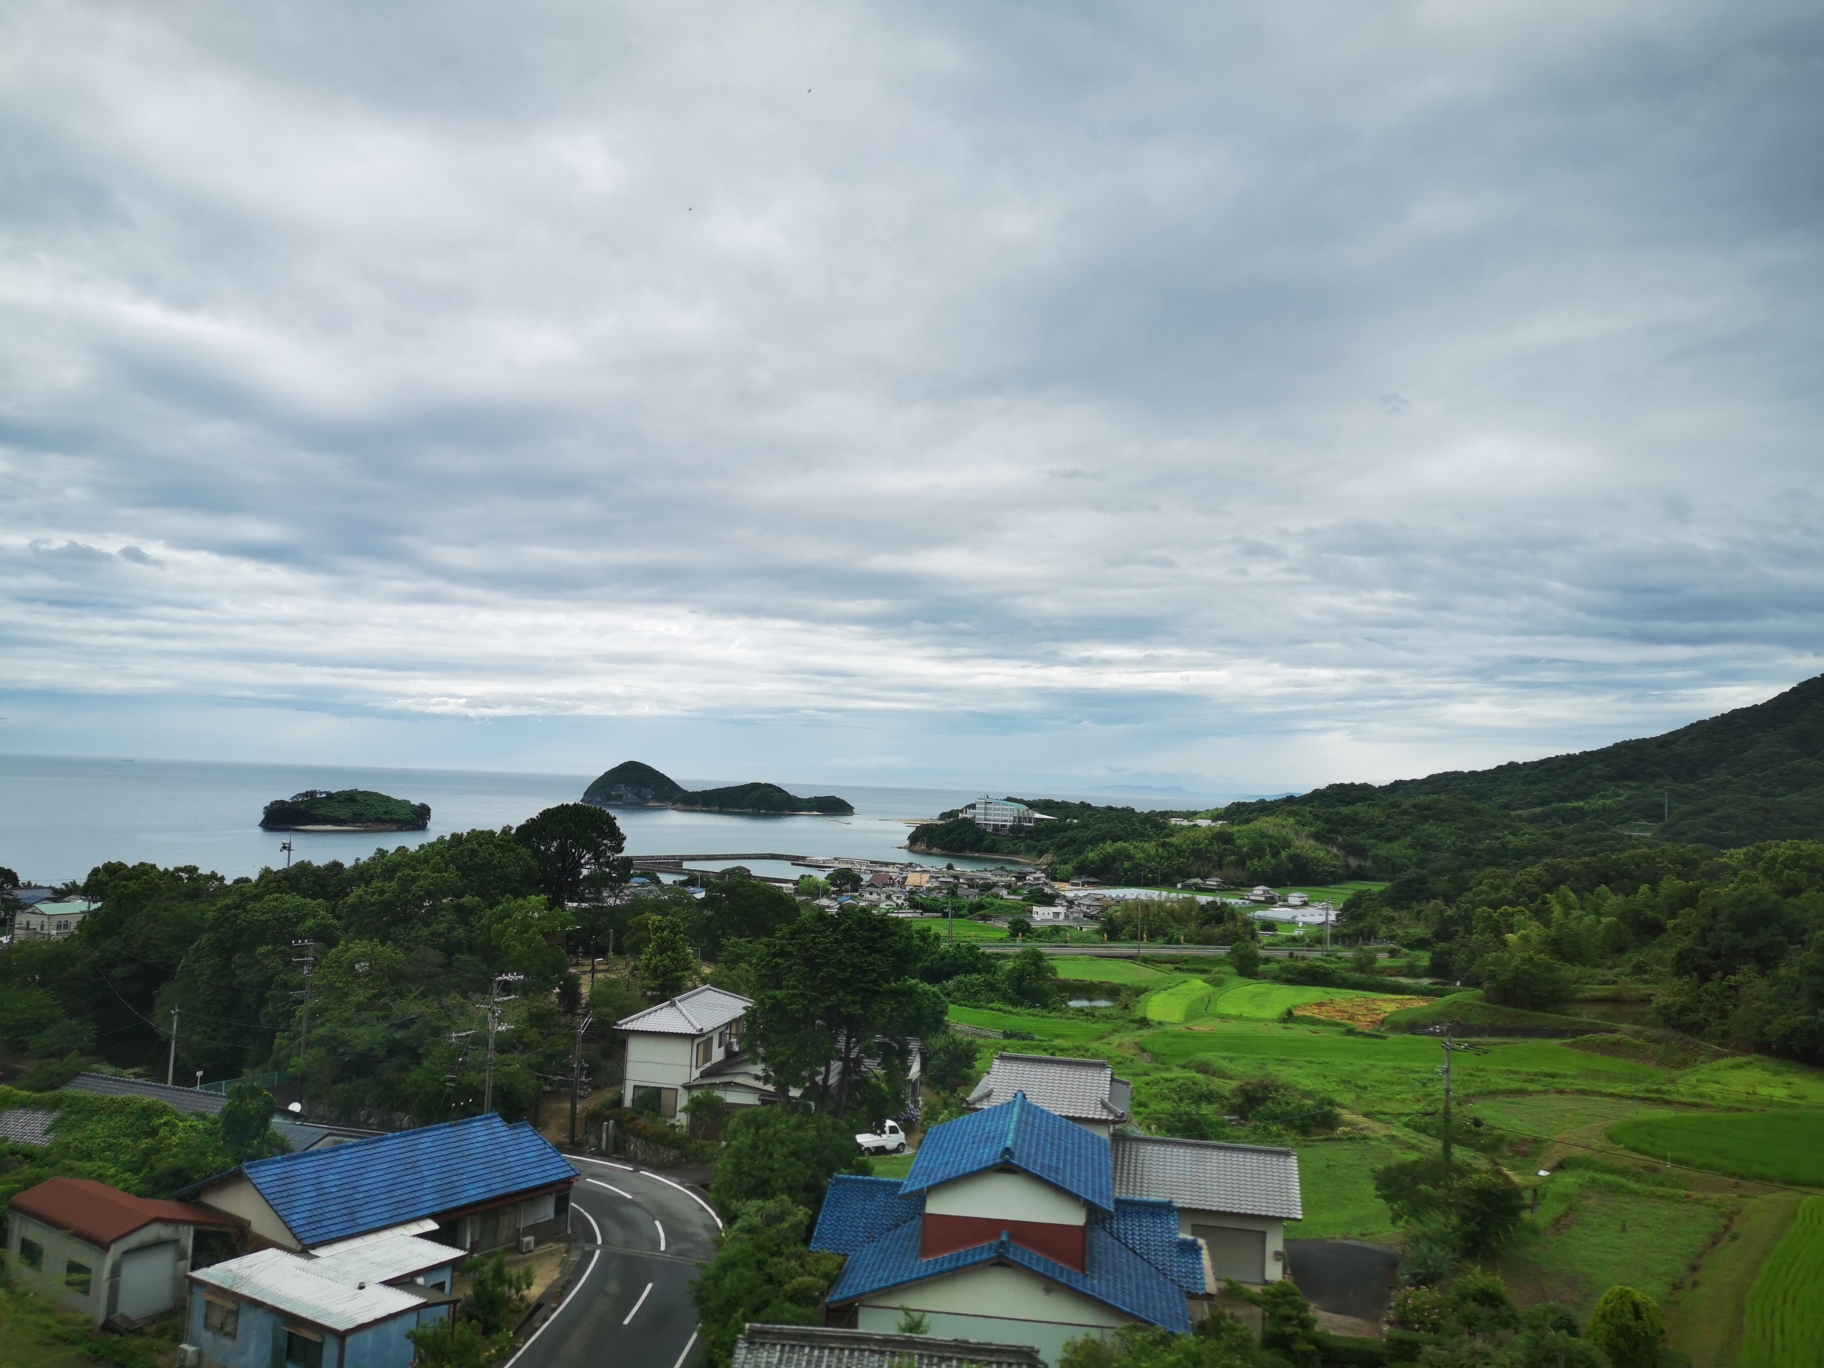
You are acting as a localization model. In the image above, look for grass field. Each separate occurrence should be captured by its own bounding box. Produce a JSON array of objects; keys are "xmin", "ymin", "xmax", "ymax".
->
[
  {"xmin": 1208, "ymin": 980, "xmax": 1391, "ymax": 1021},
  {"xmin": 1052, "ymin": 958, "xmax": 1180, "ymax": 983},
  {"xmin": 1608, "ymin": 1110, "xmax": 1824, "ymax": 1187},
  {"xmin": 0, "ymin": 1282, "xmax": 167, "ymax": 1368},
  {"xmin": 1665, "ymin": 1192, "xmax": 1804, "ymax": 1368},
  {"xmin": 1740, "ymin": 1196, "xmax": 1824, "ymax": 1368},
  {"xmin": 1282, "ymin": 1138, "xmax": 1416, "ymax": 1241},
  {"xmin": 1470, "ymin": 1093, "xmax": 1668, "ymax": 1141},
  {"xmin": 946, "ymin": 1004, "xmax": 1122, "ymax": 1045},
  {"xmin": 1497, "ymin": 1169, "xmax": 1730, "ymax": 1318},
  {"xmin": 1144, "ymin": 978, "xmax": 1221, "ymax": 1022}
]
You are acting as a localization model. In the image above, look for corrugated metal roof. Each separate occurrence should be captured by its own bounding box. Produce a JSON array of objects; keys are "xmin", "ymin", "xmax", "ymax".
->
[
  {"xmin": 967, "ymin": 1054, "xmax": 1130, "ymax": 1122},
  {"xmin": 190, "ymin": 1249, "xmax": 426, "ymax": 1332},
  {"xmin": 238, "ymin": 1113, "xmax": 576, "ymax": 1248},
  {"xmin": 1111, "ymin": 1135, "xmax": 1303, "ymax": 1220},
  {"xmin": 900, "ymin": 1093, "xmax": 1114, "ymax": 1213},
  {"xmin": 616, "ymin": 985, "xmax": 750, "ymax": 1035},
  {"xmin": 0, "ymin": 1108, "xmax": 55, "ymax": 1147},
  {"xmin": 308, "ymin": 1235, "xmax": 458, "ymax": 1287},
  {"xmin": 731, "ymin": 1324, "xmax": 1043, "ymax": 1368}
]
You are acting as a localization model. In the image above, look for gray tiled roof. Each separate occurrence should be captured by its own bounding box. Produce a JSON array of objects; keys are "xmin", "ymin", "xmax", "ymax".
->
[
  {"xmin": 731, "ymin": 1324, "xmax": 1043, "ymax": 1368},
  {"xmin": 967, "ymin": 1053, "xmax": 1130, "ymax": 1122},
  {"xmin": 68, "ymin": 1072, "xmax": 225, "ymax": 1115},
  {"xmin": 0, "ymin": 1108, "xmax": 56, "ymax": 1147},
  {"xmin": 1111, "ymin": 1134, "xmax": 1303, "ymax": 1220},
  {"xmin": 617, "ymin": 984, "xmax": 750, "ymax": 1035}
]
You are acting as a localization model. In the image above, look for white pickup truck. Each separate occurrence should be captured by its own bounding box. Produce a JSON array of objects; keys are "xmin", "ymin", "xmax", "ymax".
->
[{"xmin": 854, "ymin": 1119, "xmax": 909, "ymax": 1155}]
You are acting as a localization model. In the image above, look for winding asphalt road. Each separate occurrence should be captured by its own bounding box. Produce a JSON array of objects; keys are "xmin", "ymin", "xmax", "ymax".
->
[{"xmin": 508, "ymin": 1158, "xmax": 721, "ymax": 1368}]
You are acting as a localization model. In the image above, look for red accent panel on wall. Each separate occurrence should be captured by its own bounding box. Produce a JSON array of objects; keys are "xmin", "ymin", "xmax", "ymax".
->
[{"xmin": 920, "ymin": 1213, "xmax": 1085, "ymax": 1270}]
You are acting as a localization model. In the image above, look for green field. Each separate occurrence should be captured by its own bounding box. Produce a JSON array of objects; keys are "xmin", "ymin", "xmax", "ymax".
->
[
  {"xmin": 1282, "ymin": 1139, "xmax": 1416, "ymax": 1241},
  {"xmin": 1498, "ymin": 1168, "xmax": 1730, "ymax": 1318},
  {"xmin": 945, "ymin": 1005, "xmax": 1121, "ymax": 1045},
  {"xmin": 1740, "ymin": 1196, "xmax": 1824, "ymax": 1368},
  {"xmin": 1666, "ymin": 1192, "xmax": 1804, "ymax": 1368},
  {"xmin": 1052, "ymin": 958, "xmax": 1180, "ymax": 984},
  {"xmin": 1608, "ymin": 1110, "xmax": 1824, "ymax": 1187},
  {"xmin": 1470, "ymin": 1093, "xmax": 1670, "ymax": 1141},
  {"xmin": 1144, "ymin": 978, "xmax": 1220, "ymax": 1022},
  {"xmin": 1207, "ymin": 980, "xmax": 1389, "ymax": 1021}
]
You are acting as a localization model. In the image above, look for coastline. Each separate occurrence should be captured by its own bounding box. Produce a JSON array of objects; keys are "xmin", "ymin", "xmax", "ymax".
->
[{"xmin": 260, "ymin": 822, "xmax": 430, "ymax": 832}]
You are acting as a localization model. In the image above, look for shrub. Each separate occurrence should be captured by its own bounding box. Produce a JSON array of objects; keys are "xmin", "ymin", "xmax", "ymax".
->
[
  {"xmin": 1586, "ymin": 1286, "xmax": 1662, "ymax": 1368},
  {"xmin": 462, "ymin": 1251, "xmax": 533, "ymax": 1336},
  {"xmin": 709, "ymin": 1106, "xmax": 871, "ymax": 1218},
  {"xmin": 1390, "ymin": 1285, "xmax": 1448, "ymax": 1333},
  {"xmin": 1447, "ymin": 1266, "xmax": 1518, "ymax": 1337},
  {"xmin": 691, "ymin": 1198, "xmax": 844, "ymax": 1368}
]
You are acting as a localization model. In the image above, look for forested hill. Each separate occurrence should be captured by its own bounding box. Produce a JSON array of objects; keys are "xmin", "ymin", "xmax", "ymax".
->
[
  {"xmin": 583, "ymin": 761, "xmax": 854, "ymax": 815},
  {"xmin": 1235, "ymin": 673, "xmax": 1824, "ymax": 850}
]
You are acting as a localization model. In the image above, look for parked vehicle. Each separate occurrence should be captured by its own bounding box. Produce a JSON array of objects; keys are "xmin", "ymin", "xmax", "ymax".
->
[{"xmin": 855, "ymin": 1119, "xmax": 909, "ymax": 1155}]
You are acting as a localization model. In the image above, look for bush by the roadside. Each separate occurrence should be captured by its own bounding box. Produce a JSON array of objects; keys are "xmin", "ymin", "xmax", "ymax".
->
[
  {"xmin": 690, "ymin": 1197, "xmax": 844, "ymax": 1368},
  {"xmin": 708, "ymin": 1106, "xmax": 872, "ymax": 1218}
]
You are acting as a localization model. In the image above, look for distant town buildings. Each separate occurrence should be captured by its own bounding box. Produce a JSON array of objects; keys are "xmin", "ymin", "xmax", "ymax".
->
[{"xmin": 958, "ymin": 797, "xmax": 1053, "ymax": 833}]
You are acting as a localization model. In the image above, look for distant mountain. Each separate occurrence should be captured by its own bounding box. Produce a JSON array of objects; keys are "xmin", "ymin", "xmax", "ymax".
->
[
  {"xmin": 582, "ymin": 762, "xmax": 854, "ymax": 816},
  {"xmin": 260, "ymin": 789, "xmax": 431, "ymax": 831},
  {"xmin": 1381, "ymin": 674, "xmax": 1824, "ymax": 847}
]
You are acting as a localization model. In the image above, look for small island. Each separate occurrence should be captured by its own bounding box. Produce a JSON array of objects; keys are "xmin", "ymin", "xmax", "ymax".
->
[
  {"xmin": 259, "ymin": 789, "xmax": 432, "ymax": 831},
  {"xmin": 582, "ymin": 761, "xmax": 853, "ymax": 816}
]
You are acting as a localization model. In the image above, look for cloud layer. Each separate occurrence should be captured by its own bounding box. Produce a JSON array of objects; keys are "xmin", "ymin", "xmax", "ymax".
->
[{"xmin": 1, "ymin": 0, "xmax": 1820, "ymax": 791}]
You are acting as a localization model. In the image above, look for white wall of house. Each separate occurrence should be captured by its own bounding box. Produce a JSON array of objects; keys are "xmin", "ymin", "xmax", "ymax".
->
[
  {"xmin": 7, "ymin": 1213, "xmax": 199, "ymax": 1326},
  {"xmin": 1175, "ymin": 1208, "xmax": 1285, "ymax": 1283},
  {"xmin": 196, "ymin": 1175, "xmax": 298, "ymax": 1250},
  {"xmin": 924, "ymin": 1171, "xmax": 1085, "ymax": 1227},
  {"xmin": 856, "ymin": 1264, "xmax": 1131, "ymax": 1366}
]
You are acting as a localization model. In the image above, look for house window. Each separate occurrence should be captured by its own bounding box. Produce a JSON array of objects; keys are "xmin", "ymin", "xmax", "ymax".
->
[
  {"xmin": 520, "ymin": 1192, "xmax": 556, "ymax": 1226},
  {"xmin": 717, "ymin": 1029, "xmax": 730, "ymax": 1051},
  {"xmin": 204, "ymin": 1298, "xmax": 240, "ymax": 1337},
  {"xmin": 19, "ymin": 1237, "xmax": 43, "ymax": 1270},
  {"xmin": 285, "ymin": 1329, "xmax": 325, "ymax": 1368},
  {"xmin": 695, "ymin": 1038, "xmax": 712, "ymax": 1067},
  {"xmin": 65, "ymin": 1260, "xmax": 92, "ymax": 1295}
]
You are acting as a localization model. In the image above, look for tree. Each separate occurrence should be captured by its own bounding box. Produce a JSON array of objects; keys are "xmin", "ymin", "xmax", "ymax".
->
[
  {"xmin": 405, "ymin": 1314, "xmax": 499, "ymax": 1368},
  {"xmin": 690, "ymin": 1198, "xmax": 844, "ymax": 1368},
  {"xmin": 700, "ymin": 873, "xmax": 800, "ymax": 957},
  {"xmin": 827, "ymin": 867, "xmax": 864, "ymax": 893},
  {"xmin": 640, "ymin": 916, "xmax": 699, "ymax": 1000},
  {"xmin": 513, "ymin": 804, "xmax": 629, "ymax": 909},
  {"xmin": 463, "ymin": 1251, "xmax": 533, "ymax": 1336},
  {"xmin": 1007, "ymin": 915, "xmax": 1032, "ymax": 939},
  {"xmin": 1478, "ymin": 952, "xmax": 1573, "ymax": 1011},
  {"xmin": 922, "ymin": 1032, "xmax": 978, "ymax": 1094},
  {"xmin": 1228, "ymin": 940, "xmax": 1262, "ymax": 978},
  {"xmin": 1060, "ymin": 1314, "xmax": 1262, "ymax": 1368},
  {"xmin": 218, "ymin": 1079, "xmax": 287, "ymax": 1162},
  {"xmin": 709, "ymin": 1106, "xmax": 870, "ymax": 1218},
  {"xmin": 748, "ymin": 906, "xmax": 948, "ymax": 1117},
  {"xmin": 1373, "ymin": 1157, "xmax": 1525, "ymax": 1257},
  {"xmin": 1587, "ymin": 1286, "xmax": 1662, "ymax": 1368},
  {"xmin": 999, "ymin": 947, "xmax": 1060, "ymax": 1007}
]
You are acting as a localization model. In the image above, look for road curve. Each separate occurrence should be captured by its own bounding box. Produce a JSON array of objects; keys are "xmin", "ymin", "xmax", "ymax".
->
[{"xmin": 507, "ymin": 1159, "xmax": 721, "ymax": 1368}]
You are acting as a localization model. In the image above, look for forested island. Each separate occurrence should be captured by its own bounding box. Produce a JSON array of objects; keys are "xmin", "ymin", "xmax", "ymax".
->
[
  {"xmin": 259, "ymin": 788, "xmax": 432, "ymax": 831},
  {"xmin": 582, "ymin": 760, "xmax": 853, "ymax": 815}
]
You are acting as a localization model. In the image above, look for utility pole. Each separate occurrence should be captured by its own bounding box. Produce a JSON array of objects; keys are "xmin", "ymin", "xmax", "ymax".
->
[
  {"xmin": 569, "ymin": 1012, "xmax": 593, "ymax": 1144},
  {"xmin": 280, "ymin": 840, "xmax": 293, "ymax": 868},
  {"xmin": 290, "ymin": 940, "xmax": 317, "ymax": 1108},
  {"xmin": 1436, "ymin": 1028, "xmax": 1485, "ymax": 1194},
  {"xmin": 166, "ymin": 1007, "xmax": 180, "ymax": 1086},
  {"xmin": 482, "ymin": 973, "xmax": 523, "ymax": 1115}
]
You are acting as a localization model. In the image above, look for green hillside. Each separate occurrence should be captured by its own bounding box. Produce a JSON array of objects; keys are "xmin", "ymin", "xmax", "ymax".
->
[
  {"xmin": 258, "ymin": 789, "xmax": 430, "ymax": 830},
  {"xmin": 582, "ymin": 762, "xmax": 854, "ymax": 815}
]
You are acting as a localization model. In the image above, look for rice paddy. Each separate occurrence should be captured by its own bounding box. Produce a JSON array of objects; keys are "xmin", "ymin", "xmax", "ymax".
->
[
  {"xmin": 1740, "ymin": 1196, "xmax": 1824, "ymax": 1368},
  {"xmin": 1608, "ymin": 1109, "xmax": 1824, "ymax": 1188}
]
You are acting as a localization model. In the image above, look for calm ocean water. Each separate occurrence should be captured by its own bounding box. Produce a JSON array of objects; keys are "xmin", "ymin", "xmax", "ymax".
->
[{"xmin": 0, "ymin": 754, "xmax": 1020, "ymax": 884}]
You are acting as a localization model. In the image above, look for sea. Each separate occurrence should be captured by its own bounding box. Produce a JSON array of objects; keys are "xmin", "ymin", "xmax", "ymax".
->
[{"xmin": 0, "ymin": 754, "xmax": 1035, "ymax": 885}]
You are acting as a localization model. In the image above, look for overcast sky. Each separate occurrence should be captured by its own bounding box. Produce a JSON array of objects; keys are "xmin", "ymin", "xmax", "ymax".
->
[{"xmin": 1, "ymin": 0, "xmax": 1819, "ymax": 796}]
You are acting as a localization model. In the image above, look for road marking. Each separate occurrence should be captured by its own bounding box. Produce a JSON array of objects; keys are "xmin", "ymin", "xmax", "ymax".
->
[
  {"xmin": 500, "ymin": 1206, "xmax": 602, "ymax": 1368},
  {"xmin": 623, "ymin": 1281, "xmax": 653, "ymax": 1325},
  {"xmin": 575, "ymin": 1156, "xmax": 637, "ymax": 1171},
  {"xmin": 671, "ymin": 1329, "xmax": 699, "ymax": 1368},
  {"xmin": 654, "ymin": 1220, "xmax": 666, "ymax": 1252},
  {"xmin": 640, "ymin": 1170, "xmax": 724, "ymax": 1230},
  {"xmin": 587, "ymin": 1178, "xmax": 634, "ymax": 1199}
]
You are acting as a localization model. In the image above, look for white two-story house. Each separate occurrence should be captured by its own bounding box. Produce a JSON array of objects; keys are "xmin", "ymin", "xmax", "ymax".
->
[{"xmin": 617, "ymin": 986, "xmax": 771, "ymax": 1121}]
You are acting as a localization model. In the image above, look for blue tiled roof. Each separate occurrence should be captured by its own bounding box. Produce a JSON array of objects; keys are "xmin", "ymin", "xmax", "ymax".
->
[
  {"xmin": 812, "ymin": 1176, "xmax": 926, "ymax": 1254},
  {"xmin": 238, "ymin": 1114, "xmax": 576, "ymax": 1248},
  {"xmin": 815, "ymin": 1194, "xmax": 1190, "ymax": 1333},
  {"xmin": 899, "ymin": 1093, "xmax": 1114, "ymax": 1213},
  {"xmin": 1097, "ymin": 1199, "xmax": 1206, "ymax": 1294}
]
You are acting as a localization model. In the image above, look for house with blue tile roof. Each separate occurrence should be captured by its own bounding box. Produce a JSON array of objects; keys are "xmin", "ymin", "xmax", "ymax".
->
[
  {"xmin": 810, "ymin": 1094, "xmax": 1209, "ymax": 1364},
  {"xmin": 183, "ymin": 1114, "xmax": 577, "ymax": 1255}
]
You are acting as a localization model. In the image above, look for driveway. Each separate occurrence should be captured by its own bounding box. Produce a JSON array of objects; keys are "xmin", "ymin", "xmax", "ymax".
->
[
  {"xmin": 1285, "ymin": 1239, "xmax": 1400, "ymax": 1323},
  {"xmin": 507, "ymin": 1158, "xmax": 722, "ymax": 1368}
]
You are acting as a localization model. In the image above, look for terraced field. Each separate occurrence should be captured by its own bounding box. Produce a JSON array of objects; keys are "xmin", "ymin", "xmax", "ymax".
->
[
  {"xmin": 1609, "ymin": 1109, "xmax": 1824, "ymax": 1187},
  {"xmin": 1740, "ymin": 1197, "xmax": 1824, "ymax": 1368}
]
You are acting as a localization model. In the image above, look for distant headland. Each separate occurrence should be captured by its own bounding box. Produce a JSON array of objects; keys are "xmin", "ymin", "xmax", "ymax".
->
[
  {"xmin": 582, "ymin": 761, "xmax": 854, "ymax": 816},
  {"xmin": 259, "ymin": 789, "xmax": 433, "ymax": 831}
]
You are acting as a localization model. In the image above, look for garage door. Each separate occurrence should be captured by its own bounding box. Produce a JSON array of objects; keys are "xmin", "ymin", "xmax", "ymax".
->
[
  {"xmin": 117, "ymin": 1242, "xmax": 179, "ymax": 1321},
  {"xmin": 1193, "ymin": 1224, "xmax": 1266, "ymax": 1284}
]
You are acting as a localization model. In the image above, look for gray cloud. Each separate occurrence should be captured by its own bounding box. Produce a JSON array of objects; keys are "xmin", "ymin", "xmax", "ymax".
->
[{"xmin": 0, "ymin": 0, "xmax": 1819, "ymax": 791}]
